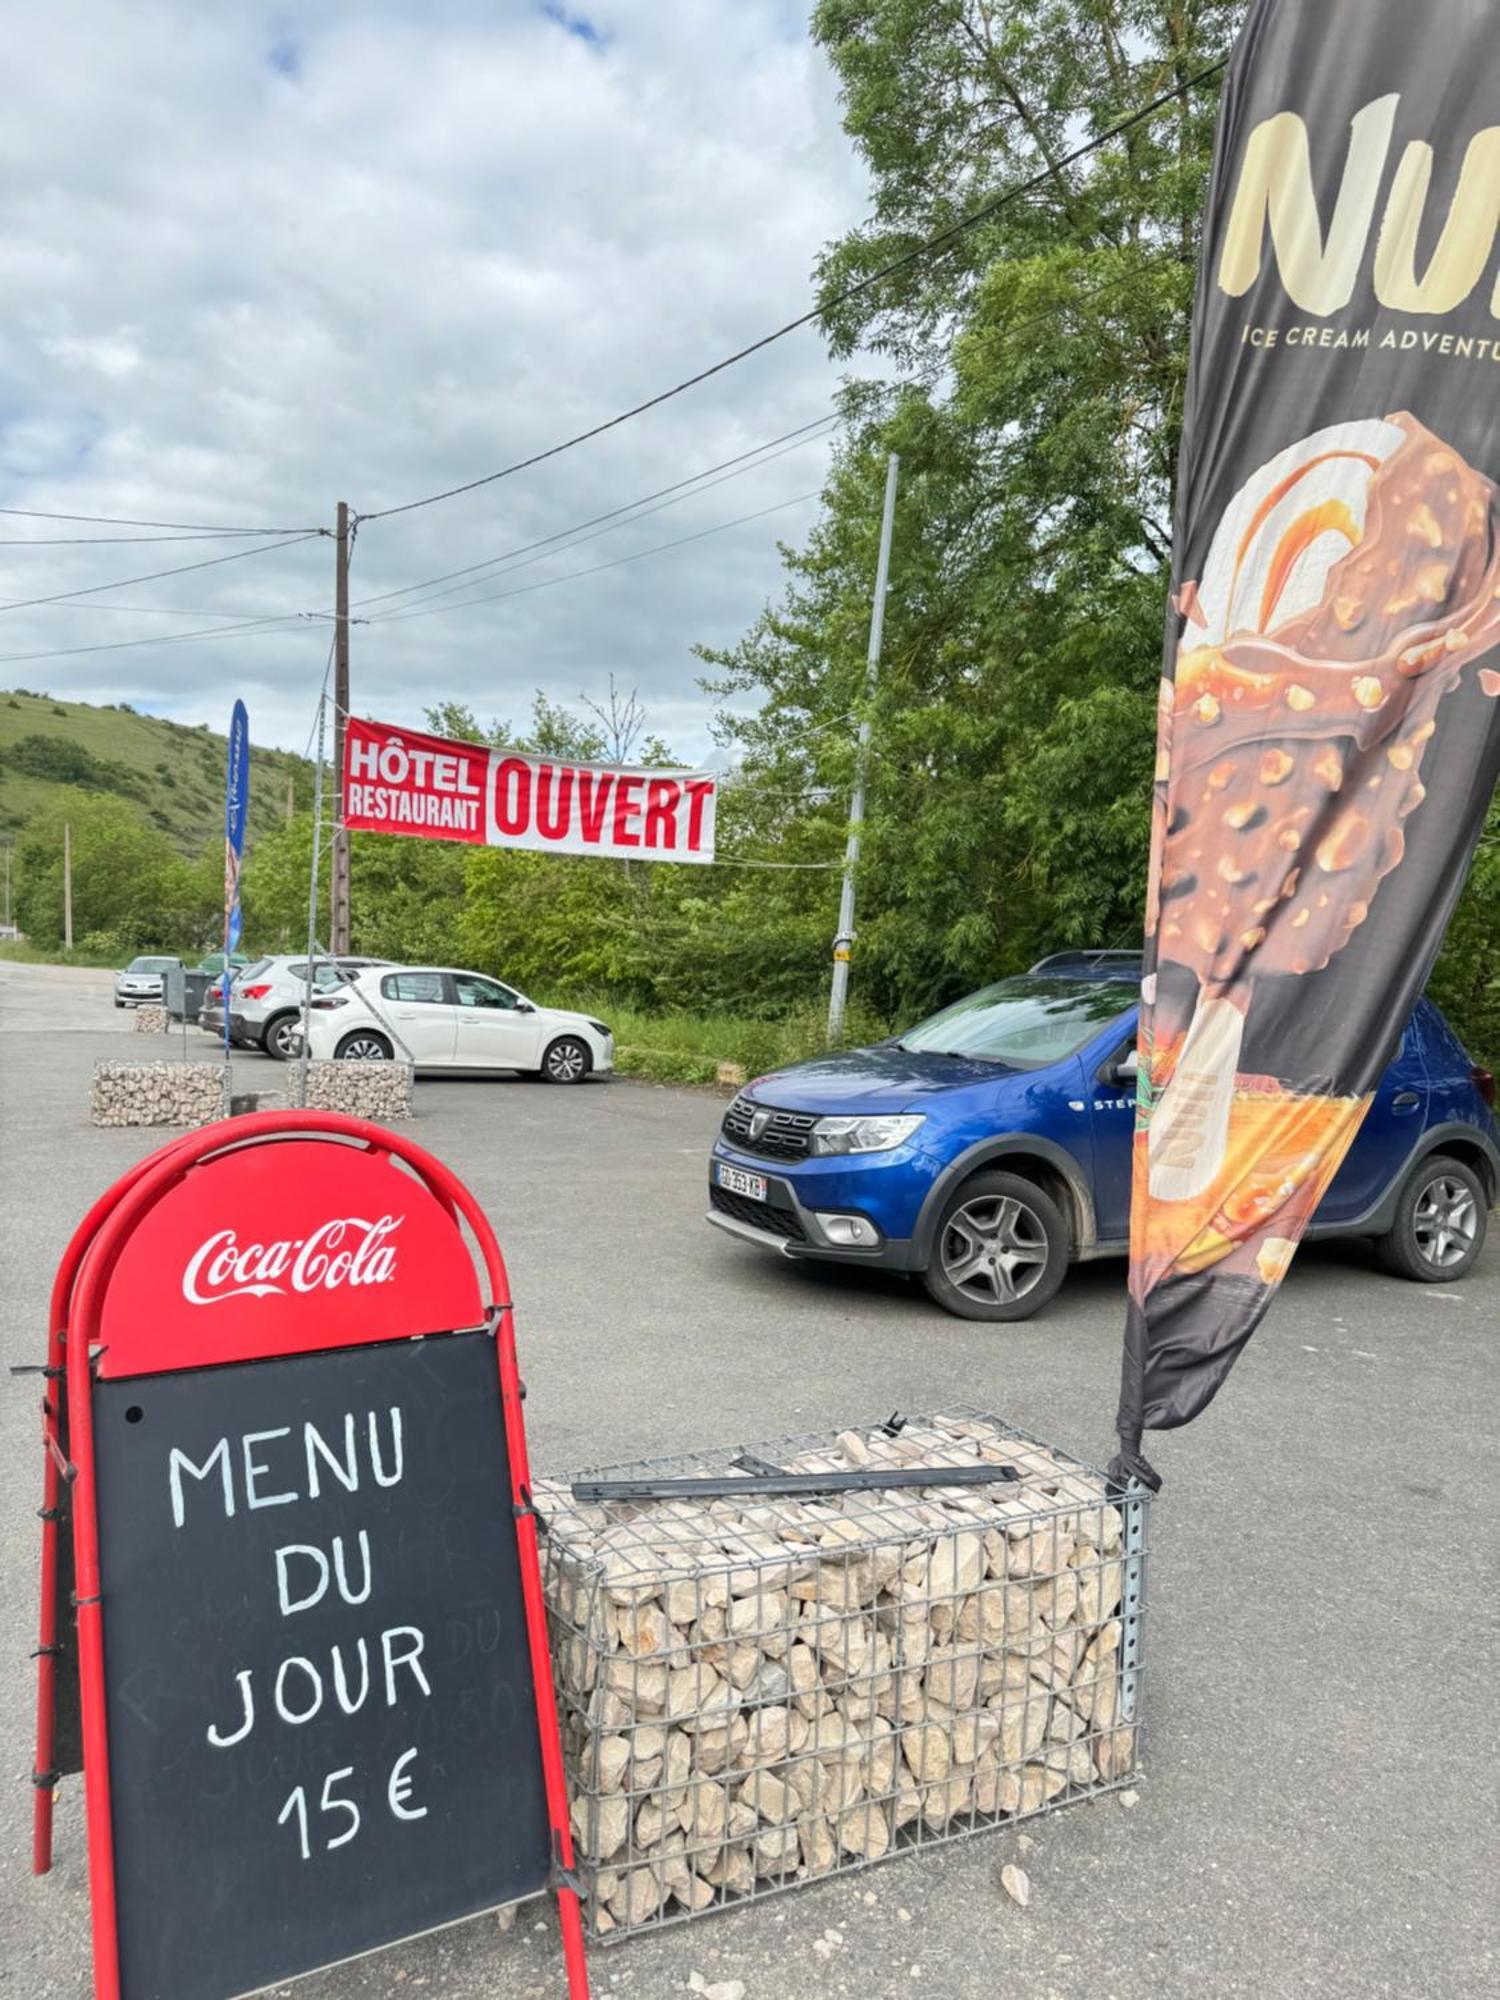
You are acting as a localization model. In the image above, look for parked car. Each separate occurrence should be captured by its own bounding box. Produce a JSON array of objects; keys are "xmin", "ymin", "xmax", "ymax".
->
[
  {"xmin": 225, "ymin": 954, "xmax": 393, "ymax": 1059},
  {"xmin": 114, "ymin": 954, "xmax": 183, "ymax": 1008},
  {"xmin": 197, "ymin": 950, "xmax": 252, "ymax": 978},
  {"xmin": 290, "ymin": 965, "xmax": 614, "ymax": 1082},
  {"xmin": 707, "ymin": 954, "xmax": 1498, "ymax": 1320},
  {"xmin": 198, "ymin": 956, "xmax": 267, "ymax": 1039}
]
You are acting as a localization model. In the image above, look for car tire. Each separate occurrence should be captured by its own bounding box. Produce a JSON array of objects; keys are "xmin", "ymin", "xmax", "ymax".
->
[
  {"xmin": 263, "ymin": 1013, "xmax": 300, "ymax": 1062},
  {"xmin": 540, "ymin": 1035, "xmax": 591, "ymax": 1084},
  {"xmin": 336, "ymin": 1030, "xmax": 393, "ymax": 1062},
  {"xmin": 920, "ymin": 1170, "xmax": 1069, "ymax": 1322},
  {"xmin": 114, "ymin": 999, "xmax": 125, "ymax": 1008},
  {"xmin": 1375, "ymin": 1153, "xmax": 1487, "ymax": 1282}
]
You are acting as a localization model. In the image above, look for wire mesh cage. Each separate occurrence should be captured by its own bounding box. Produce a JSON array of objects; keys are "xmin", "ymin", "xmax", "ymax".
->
[{"xmin": 536, "ymin": 1408, "xmax": 1147, "ymax": 1940}]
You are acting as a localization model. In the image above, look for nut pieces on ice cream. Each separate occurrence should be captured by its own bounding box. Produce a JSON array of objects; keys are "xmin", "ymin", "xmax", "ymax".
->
[{"xmin": 1134, "ymin": 412, "xmax": 1500, "ymax": 1282}]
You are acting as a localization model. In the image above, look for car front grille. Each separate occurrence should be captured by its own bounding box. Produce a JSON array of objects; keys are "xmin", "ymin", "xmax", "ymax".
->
[
  {"xmin": 709, "ymin": 1184, "xmax": 807, "ymax": 1242},
  {"xmin": 720, "ymin": 1099, "xmax": 819, "ymax": 1160}
]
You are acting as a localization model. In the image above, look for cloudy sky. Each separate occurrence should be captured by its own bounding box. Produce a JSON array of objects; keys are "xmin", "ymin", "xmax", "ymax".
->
[{"xmin": 0, "ymin": 1, "xmax": 870, "ymax": 761}]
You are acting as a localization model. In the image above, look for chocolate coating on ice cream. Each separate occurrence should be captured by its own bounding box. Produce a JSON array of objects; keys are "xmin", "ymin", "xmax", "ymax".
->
[{"xmin": 1155, "ymin": 413, "xmax": 1500, "ymax": 989}]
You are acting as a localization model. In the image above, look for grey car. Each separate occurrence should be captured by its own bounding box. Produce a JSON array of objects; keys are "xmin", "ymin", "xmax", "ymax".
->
[
  {"xmin": 114, "ymin": 954, "xmax": 182, "ymax": 1007},
  {"xmin": 199, "ymin": 955, "xmax": 271, "ymax": 1040},
  {"xmin": 228, "ymin": 954, "xmax": 393, "ymax": 1059}
]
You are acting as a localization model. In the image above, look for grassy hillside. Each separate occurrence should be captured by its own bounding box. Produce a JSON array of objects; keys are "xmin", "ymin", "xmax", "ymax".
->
[{"xmin": 0, "ymin": 689, "xmax": 312, "ymax": 854}]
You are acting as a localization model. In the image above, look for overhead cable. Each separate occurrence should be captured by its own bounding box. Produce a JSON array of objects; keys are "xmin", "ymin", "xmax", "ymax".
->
[
  {"xmin": 364, "ymin": 490, "xmax": 820, "ymax": 627},
  {"xmin": 355, "ymin": 60, "xmax": 1226, "ymax": 523},
  {"xmin": 0, "ymin": 532, "xmax": 324, "ymax": 615},
  {"xmin": 353, "ymin": 415, "xmax": 838, "ymax": 612},
  {"xmin": 0, "ymin": 505, "xmax": 326, "ymax": 534}
]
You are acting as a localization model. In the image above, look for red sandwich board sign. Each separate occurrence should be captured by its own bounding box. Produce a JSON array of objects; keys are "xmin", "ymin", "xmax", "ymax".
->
[{"xmin": 31, "ymin": 1111, "xmax": 590, "ymax": 2000}]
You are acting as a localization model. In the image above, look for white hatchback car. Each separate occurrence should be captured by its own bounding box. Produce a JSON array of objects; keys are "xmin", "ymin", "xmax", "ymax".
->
[{"xmin": 297, "ymin": 965, "xmax": 614, "ymax": 1082}]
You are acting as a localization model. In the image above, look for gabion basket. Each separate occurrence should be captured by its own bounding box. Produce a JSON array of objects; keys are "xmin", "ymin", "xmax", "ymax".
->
[{"xmin": 536, "ymin": 1409, "xmax": 1147, "ymax": 1941}]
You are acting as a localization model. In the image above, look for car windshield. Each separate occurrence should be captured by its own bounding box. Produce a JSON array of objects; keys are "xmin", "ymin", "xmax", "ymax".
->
[
  {"xmin": 897, "ymin": 977, "xmax": 1132, "ymax": 1068},
  {"xmin": 127, "ymin": 956, "xmax": 177, "ymax": 973}
]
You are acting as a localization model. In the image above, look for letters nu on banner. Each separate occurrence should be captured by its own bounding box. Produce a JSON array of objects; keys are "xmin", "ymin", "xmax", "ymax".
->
[
  {"xmin": 1115, "ymin": 0, "xmax": 1500, "ymax": 1476},
  {"xmin": 342, "ymin": 716, "xmax": 717, "ymax": 865}
]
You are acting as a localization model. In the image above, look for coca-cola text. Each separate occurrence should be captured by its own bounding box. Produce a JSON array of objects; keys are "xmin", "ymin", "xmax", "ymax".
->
[{"xmin": 183, "ymin": 1216, "xmax": 402, "ymax": 1306}]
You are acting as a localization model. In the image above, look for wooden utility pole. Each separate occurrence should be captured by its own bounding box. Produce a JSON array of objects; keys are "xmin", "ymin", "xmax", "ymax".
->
[
  {"xmin": 329, "ymin": 500, "xmax": 351, "ymax": 953},
  {"xmin": 63, "ymin": 821, "xmax": 74, "ymax": 951},
  {"xmin": 827, "ymin": 453, "xmax": 898, "ymax": 1045},
  {"xmin": 285, "ymin": 775, "xmax": 295, "ymax": 823}
]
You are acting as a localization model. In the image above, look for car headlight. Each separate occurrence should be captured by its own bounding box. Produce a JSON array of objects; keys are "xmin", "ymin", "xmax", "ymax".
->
[
  {"xmin": 587, "ymin": 1019, "xmax": 611, "ymax": 1037},
  {"xmin": 809, "ymin": 1113, "xmax": 925, "ymax": 1156}
]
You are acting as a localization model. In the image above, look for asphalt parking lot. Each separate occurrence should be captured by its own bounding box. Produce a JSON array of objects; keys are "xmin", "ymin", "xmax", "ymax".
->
[{"xmin": 2, "ymin": 963, "xmax": 1496, "ymax": 2000}]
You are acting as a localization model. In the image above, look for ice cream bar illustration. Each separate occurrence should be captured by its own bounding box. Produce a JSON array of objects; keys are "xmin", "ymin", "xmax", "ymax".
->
[{"xmin": 1147, "ymin": 412, "xmax": 1500, "ymax": 1201}]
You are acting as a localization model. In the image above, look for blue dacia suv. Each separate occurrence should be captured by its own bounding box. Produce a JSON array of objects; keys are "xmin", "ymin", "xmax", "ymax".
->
[{"xmin": 707, "ymin": 954, "xmax": 1498, "ymax": 1321}]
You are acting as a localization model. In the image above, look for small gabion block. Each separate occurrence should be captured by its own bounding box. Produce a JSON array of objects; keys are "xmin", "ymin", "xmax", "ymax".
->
[
  {"xmin": 299, "ymin": 1059, "xmax": 414, "ymax": 1121},
  {"xmin": 90, "ymin": 1061, "xmax": 227, "ymax": 1128}
]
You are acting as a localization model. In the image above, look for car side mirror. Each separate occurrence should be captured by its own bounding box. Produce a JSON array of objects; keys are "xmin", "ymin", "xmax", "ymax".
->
[
  {"xmin": 516, "ymin": 999, "xmax": 536, "ymax": 1013},
  {"xmin": 1104, "ymin": 1049, "xmax": 1139, "ymax": 1088}
]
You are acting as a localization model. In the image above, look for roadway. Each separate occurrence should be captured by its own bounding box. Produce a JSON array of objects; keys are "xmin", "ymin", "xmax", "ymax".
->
[{"xmin": 1, "ymin": 962, "xmax": 1494, "ymax": 1999}]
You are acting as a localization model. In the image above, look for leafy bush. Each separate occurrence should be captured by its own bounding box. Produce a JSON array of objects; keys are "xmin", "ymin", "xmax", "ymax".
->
[
  {"xmin": 78, "ymin": 928, "xmax": 129, "ymax": 959},
  {"xmin": 4, "ymin": 733, "xmax": 144, "ymax": 801}
]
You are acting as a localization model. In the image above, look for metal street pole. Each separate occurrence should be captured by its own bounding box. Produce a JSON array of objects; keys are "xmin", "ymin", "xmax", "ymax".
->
[
  {"xmin": 63, "ymin": 820, "xmax": 73, "ymax": 951},
  {"xmin": 827, "ymin": 451, "xmax": 898, "ymax": 1045},
  {"xmin": 298, "ymin": 692, "xmax": 328, "ymax": 1110},
  {"xmin": 329, "ymin": 500, "xmax": 352, "ymax": 954}
]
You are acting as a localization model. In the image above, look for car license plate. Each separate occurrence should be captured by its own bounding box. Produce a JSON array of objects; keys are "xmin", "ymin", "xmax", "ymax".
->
[{"xmin": 717, "ymin": 1163, "xmax": 767, "ymax": 1202}]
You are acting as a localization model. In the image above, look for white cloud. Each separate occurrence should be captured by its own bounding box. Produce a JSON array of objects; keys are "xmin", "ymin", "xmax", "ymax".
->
[{"xmin": 0, "ymin": 0, "xmax": 869, "ymax": 760}]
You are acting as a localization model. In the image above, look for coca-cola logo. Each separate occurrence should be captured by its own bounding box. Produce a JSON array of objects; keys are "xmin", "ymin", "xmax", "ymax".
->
[{"xmin": 182, "ymin": 1215, "xmax": 402, "ymax": 1306}]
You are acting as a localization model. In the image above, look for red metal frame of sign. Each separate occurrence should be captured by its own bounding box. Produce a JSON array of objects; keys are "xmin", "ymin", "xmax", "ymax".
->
[
  {"xmin": 45, "ymin": 1110, "xmax": 590, "ymax": 2000},
  {"xmin": 32, "ymin": 1132, "xmax": 200, "ymax": 1876}
]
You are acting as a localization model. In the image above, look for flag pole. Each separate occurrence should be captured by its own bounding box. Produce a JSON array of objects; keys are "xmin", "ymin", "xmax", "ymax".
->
[
  {"xmin": 827, "ymin": 452, "xmax": 898, "ymax": 1046},
  {"xmin": 298, "ymin": 691, "xmax": 328, "ymax": 1110}
]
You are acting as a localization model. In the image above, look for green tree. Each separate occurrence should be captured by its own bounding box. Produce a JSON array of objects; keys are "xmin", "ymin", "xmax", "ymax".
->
[
  {"xmin": 696, "ymin": 3, "xmax": 1241, "ymax": 1025},
  {"xmin": 16, "ymin": 791, "xmax": 218, "ymax": 953}
]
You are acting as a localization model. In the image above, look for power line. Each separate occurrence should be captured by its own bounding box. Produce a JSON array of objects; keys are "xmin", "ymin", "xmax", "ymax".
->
[
  {"xmin": 0, "ymin": 610, "xmax": 316, "ymax": 668},
  {"xmin": 0, "ymin": 531, "xmax": 323, "ymax": 615},
  {"xmin": 710, "ymin": 855, "xmax": 841, "ymax": 870},
  {"xmin": 0, "ymin": 221, "xmax": 1185, "ymax": 676},
  {"xmin": 0, "ymin": 528, "xmax": 314, "ymax": 548},
  {"xmin": 361, "ymin": 424, "xmax": 836, "ymax": 619},
  {"xmin": 356, "ymin": 60, "xmax": 1226, "ymax": 525},
  {"xmin": 300, "ymin": 636, "xmax": 340, "ymax": 765},
  {"xmin": 353, "ymin": 415, "xmax": 838, "ymax": 612},
  {"xmin": 0, "ymin": 596, "xmax": 320, "ymax": 621},
  {"xmin": 0, "ymin": 505, "xmax": 325, "ymax": 534},
  {"xmin": 365, "ymin": 489, "xmax": 820, "ymax": 627}
]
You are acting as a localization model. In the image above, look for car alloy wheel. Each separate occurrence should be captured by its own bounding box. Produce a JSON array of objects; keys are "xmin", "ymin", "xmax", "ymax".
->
[
  {"xmin": 1411, "ymin": 1172, "xmax": 1479, "ymax": 1270},
  {"xmin": 542, "ymin": 1036, "xmax": 590, "ymax": 1084},
  {"xmin": 938, "ymin": 1192, "xmax": 1050, "ymax": 1306},
  {"xmin": 265, "ymin": 1014, "xmax": 299, "ymax": 1061},
  {"xmin": 339, "ymin": 1033, "xmax": 391, "ymax": 1061}
]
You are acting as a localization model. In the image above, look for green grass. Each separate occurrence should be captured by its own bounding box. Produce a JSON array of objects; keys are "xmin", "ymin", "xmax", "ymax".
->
[
  {"xmin": 0, "ymin": 689, "xmax": 310, "ymax": 854},
  {"xmin": 561, "ymin": 998, "xmax": 889, "ymax": 1087},
  {"xmin": 0, "ymin": 938, "xmax": 141, "ymax": 969}
]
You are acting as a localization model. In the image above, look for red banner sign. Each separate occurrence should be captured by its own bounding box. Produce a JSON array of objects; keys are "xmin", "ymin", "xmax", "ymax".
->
[{"xmin": 342, "ymin": 715, "xmax": 717, "ymax": 864}]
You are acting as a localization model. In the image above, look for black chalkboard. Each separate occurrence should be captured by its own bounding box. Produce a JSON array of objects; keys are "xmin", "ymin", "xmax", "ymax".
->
[{"xmin": 93, "ymin": 1328, "xmax": 550, "ymax": 2000}]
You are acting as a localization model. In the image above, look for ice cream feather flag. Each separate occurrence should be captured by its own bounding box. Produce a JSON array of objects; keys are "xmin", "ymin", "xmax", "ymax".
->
[{"xmin": 1115, "ymin": 0, "xmax": 1500, "ymax": 1481}]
